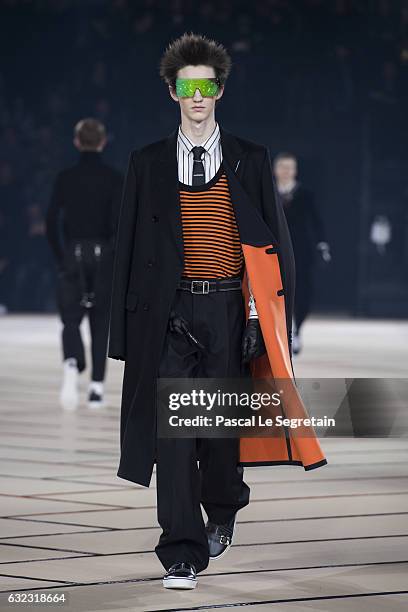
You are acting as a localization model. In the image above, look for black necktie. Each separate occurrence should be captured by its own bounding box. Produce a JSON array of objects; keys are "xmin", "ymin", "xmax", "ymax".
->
[{"xmin": 192, "ymin": 146, "xmax": 206, "ymax": 186}]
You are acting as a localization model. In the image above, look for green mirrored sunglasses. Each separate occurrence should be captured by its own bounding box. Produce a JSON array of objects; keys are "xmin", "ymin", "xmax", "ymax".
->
[{"xmin": 175, "ymin": 78, "xmax": 220, "ymax": 98}]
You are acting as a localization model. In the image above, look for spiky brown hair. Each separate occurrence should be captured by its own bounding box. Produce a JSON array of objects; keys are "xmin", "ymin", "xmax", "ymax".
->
[{"xmin": 159, "ymin": 32, "xmax": 232, "ymax": 88}]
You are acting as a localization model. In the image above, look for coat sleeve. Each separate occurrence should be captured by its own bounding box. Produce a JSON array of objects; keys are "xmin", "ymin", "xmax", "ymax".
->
[
  {"xmin": 108, "ymin": 151, "xmax": 139, "ymax": 361},
  {"xmin": 45, "ymin": 173, "xmax": 65, "ymax": 265},
  {"xmin": 109, "ymin": 169, "xmax": 125, "ymax": 249},
  {"xmin": 305, "ymin": 189, "xmax": 327, "ymax": 245},
  {"xmin": 260, "ymin": 146, "xmax": 296, "ymax": 353}
]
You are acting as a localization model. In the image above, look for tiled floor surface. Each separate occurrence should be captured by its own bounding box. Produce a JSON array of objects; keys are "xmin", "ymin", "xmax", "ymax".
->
[{"xmin": 0, "ymin": 315, "xmax": 407, "ymax": 611}]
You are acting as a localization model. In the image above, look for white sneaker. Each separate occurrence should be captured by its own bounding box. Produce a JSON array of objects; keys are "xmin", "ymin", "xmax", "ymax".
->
[
  {"xmin": 60, "ymin": 358, "xmax": 79, "ymax": 410},
  {"xmin": 88, "ymin": 381, "xmax": 104, "ymax": 409}
]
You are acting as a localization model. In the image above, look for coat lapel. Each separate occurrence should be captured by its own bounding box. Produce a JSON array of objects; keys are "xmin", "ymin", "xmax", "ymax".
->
[
  {"xmin": 219, "ymin": 126, "xmax": 246, "ymax": 179},
  {"xmin": 220, "ymin": 128, "xmax": 277, "ymax": 247},
  {"xmin": 155, "ymin": 128, "xmax": 184, "ymax": 266}
]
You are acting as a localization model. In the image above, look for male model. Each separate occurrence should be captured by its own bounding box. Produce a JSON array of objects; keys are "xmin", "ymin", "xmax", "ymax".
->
[
  {"xmin": 46, "ymin": 118, "xmax": 123, "ymax": 409},
  {"xmin": 273, "ymin": 152, "xmax": 331, "ymax": 354},
  {"xmin": 109, "ymin": 33, "xmax": 327, "ymax": 590}
]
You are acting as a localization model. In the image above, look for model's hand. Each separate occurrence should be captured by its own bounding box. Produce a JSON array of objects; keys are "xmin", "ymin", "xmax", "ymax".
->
[
  {"xmin": 168, "ymin": 310, "xmax": 190, "ymax": 335},
  {"xmin": 242, "ymin": 319, "xmax": 266, "ymax": 363},
  {"xmin": 168, "ymin": 310, "xmax": 206, "ymax": 350},
  {"xmin": 316, "ymin": 241, "xmax": 331, "ymax": 263}
]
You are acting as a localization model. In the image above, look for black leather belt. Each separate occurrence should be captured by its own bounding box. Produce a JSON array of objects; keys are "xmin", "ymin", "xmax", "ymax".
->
[{"xmin": 178, "ymin": 277, "xmax": 242, "ymax": 294}]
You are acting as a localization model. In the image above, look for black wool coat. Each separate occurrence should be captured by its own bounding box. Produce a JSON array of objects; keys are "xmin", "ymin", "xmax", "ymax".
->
[
  {"xmin": 282, "ymin": 184, "xmax": 327, "ymax": 265},
  {"xmin": 108, "ymin": 127, "xmax": 301, "ymax": 487}
]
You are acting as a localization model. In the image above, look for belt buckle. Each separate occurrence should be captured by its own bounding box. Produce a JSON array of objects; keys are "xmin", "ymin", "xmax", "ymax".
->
[{"xmin": 191, "ymin": 280, "xmax": 210, "ymax": 294}]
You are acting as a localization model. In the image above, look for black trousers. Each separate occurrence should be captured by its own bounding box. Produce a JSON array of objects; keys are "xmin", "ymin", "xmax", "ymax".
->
[
  {"xmin": 155, "ymin": 285, "xmax": 251, "ymax": 573},
  {"xmin": 56, "ymin": 240, "xmax": 114, "ymax": 382}
]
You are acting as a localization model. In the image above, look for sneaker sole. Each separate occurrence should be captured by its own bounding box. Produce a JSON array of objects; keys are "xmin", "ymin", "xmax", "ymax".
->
[
  {"xmin": 88, "ymin": 401, "xmax": 105, "ymax": 409},
  {"xmin": 60, "ymin": 397, "xmax": 79, "ymax": 411},
  {"xmin": 209, "ymin": 541, "xmax": 232, "ymax": 561},
  {"xmin": 163, "ymin": 577, "xmax": 197, "ymax": 589}
]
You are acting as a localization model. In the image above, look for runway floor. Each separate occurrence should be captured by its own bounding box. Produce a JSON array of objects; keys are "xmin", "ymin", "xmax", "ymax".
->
[{"xmin": 0, "ymin": 314, "xmax": 407, "ymax": 611}]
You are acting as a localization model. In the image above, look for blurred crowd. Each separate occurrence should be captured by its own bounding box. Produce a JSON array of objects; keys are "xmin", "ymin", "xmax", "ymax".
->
[{"xmin": 1, "ymin": 0, "xmax": 408, "ymax": 311}]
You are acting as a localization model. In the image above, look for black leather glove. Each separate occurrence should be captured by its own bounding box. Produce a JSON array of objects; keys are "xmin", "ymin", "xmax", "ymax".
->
[
  {"xmin": 242, "ymin": 318, "xmax": 266, "ymax": 363},
  {"xmin": 168, "ymin": 310, "xmax": 206, "ymax": 350},
  {"xmin": 168, "ymin": 310, "xmax": 190, "ymax": 335}
]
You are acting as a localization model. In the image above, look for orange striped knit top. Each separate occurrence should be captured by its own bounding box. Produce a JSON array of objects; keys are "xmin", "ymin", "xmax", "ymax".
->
[{"xmin": 179, "ymin": 164, "xmax": 243, "ymax": 279}]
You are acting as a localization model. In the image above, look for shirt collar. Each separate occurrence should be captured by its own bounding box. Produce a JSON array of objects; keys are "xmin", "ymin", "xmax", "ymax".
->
[
  {"xmin": 177, "ymin": 123, "xmax": 220, "ymax": 156},
  {"xmin": 278, "ymin": 179, "xmax": 298, "ymax": 195}
]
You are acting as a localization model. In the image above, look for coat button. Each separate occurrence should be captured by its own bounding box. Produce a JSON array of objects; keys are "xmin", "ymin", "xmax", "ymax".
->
[
  {"xmin": 142, "ymin": 302, "xmax": 150, "ymax": 311},
  {"xmin": 152, "ymin": 215, "xmax": 159, "ymax": 222},
  {"xmin": 147, "ymin": 259, "xmax": 155, "ymax": 268}
]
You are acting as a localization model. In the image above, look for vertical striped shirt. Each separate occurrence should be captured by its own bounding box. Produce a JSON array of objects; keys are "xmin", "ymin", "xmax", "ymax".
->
[{"xmin": 177, "ymin": 123, "xmax": 222, "ymax": 185}]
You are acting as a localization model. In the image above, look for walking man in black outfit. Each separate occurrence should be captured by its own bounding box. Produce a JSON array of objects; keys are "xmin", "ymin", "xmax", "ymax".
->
[
  {"xmin": 46, "ymin": 118, "xmax": 123, "ymax": 410},
  {"xmin": 273, "ymin": 152, "xmax": 331, "ymax": 354}
]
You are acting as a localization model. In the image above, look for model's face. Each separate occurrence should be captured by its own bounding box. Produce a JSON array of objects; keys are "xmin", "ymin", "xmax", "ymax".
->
[
  {"xmin": 274, "ymin": 158, "xmax": 297, "ymax": 183},
  {"xmin": 169, "ymin": 65, "xmax": 224, "ymax": 123}
]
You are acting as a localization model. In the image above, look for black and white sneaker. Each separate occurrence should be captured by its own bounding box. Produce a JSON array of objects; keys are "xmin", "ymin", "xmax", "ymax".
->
[
  {"xmin": 206, "ymin": 514, "xmax": 236, "ymax": 560},
  {"xmin": 88, "ymin": 382, "xmax": 104, "ymax": 409},
  {"xmin": 163, "ymin": 562, "xmax": 197, "ymax": 589},
  {"xmin": 88, "ymin": 390, "xmax": 104, "ymax": 409}
]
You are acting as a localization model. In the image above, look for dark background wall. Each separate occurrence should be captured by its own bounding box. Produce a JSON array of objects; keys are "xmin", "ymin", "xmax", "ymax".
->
[{"xmin": 0, "ymin": 0, "xmax": 407, "ymax": 315}]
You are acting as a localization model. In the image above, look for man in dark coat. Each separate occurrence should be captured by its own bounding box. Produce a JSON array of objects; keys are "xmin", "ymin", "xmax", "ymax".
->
[
  {"xmin": 273, "ymin": 152, "xmax": 331, "ymax": 354},
  {"xmin": 46, "ymin": 118, "xmax": 123, "ymax": 410},
  {"xmin": 109, "ymin": 33, "xmax": 327, "ymax": 590}
]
